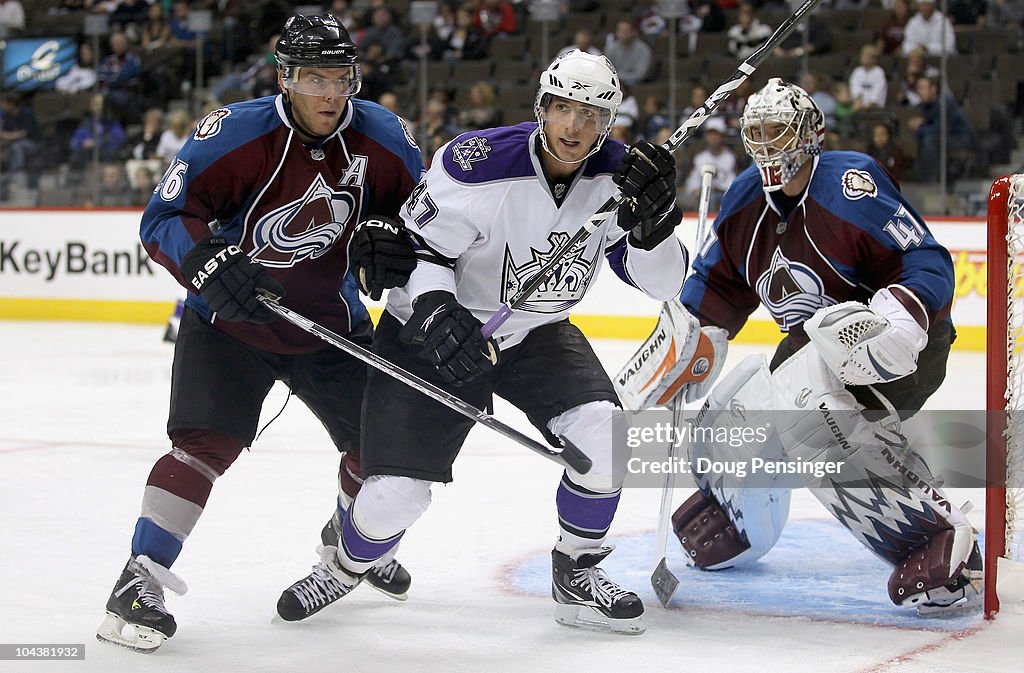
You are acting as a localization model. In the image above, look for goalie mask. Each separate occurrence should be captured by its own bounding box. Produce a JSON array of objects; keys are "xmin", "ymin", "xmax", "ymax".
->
[
  {"xmin": 740, "ymin": 78, "xmax": 824, "ymax": 192},
  {"xmin": 534, "ymin": 49, "xmax": 623, "ymax": 164}
]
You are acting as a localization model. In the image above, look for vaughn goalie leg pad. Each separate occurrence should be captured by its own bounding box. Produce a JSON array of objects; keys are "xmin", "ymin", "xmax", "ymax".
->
[
  {"xmin": 674, "ymin": 354, "xmax": 794, "ymax": 570},
  {"xmin": 771, "ymin": 345, "xmax": 979, "ymax": 612}
]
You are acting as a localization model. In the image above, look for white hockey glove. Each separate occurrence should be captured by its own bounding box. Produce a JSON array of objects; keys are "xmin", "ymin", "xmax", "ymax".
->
[
  {"xmin": 614, "ymin": 299, "xmax": 728, "ymax": 410},
  {"xmin": 804, "ymin": 285, "xmax": 928, "ymax": 386}
]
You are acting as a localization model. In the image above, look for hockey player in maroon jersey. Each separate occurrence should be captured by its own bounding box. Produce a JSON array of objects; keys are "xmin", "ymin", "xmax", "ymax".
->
[
  {"xmin": 97, "ymin": 15, "xmax": 423, "ymax": 652},
  {"xmin": 659, "ymin": 78, "xmax": 980, "ymax": 615}
]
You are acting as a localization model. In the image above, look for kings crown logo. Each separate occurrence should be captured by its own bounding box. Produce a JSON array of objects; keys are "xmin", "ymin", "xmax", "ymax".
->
[{"xmin": 500, "ymin": 231, "xmax": 596, "ymax": 314}]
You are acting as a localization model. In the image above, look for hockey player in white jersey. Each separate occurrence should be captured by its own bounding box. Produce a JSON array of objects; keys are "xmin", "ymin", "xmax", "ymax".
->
[{"xmin": 276, "ymin": 50, "xmax": 688, "ymax": 634}]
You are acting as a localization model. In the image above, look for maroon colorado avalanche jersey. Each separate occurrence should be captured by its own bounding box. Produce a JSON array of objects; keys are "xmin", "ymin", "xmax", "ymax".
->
[
  {"xmin": 141, "ymin": 94, "xmax": 422, "ymax": 354},
  {"xmin": 681, "ymin": 152, "xmax": 954, "ymax": 346}
]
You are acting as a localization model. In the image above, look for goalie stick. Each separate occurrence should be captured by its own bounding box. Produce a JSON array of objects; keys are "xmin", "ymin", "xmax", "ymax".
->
[
  {"xmin": 256, "ymin": 295, "xmax": 592, "ymax": 474},
  {"xmin": 650, "ymin": 163, "xmax": 718, "ymax": 607},
  {"xmin": 480, "ymin": 0, "xmax": 826, "ymax": 338}
]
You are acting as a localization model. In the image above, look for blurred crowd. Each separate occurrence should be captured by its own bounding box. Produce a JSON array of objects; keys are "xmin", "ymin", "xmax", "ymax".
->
[{"xmin": 0, "ymin": 0, "xmax": 1021, "ymax": 208}]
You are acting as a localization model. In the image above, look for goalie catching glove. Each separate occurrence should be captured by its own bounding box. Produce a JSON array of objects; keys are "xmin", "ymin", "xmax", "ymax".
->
[
  {"xmin": 349, "ymin": 216, "xmax": 417, "ymax": 301},
  {"xmin": 400, "ymin": 290, "xmax": 499, "ymax": 386},
  {"xmin": 613, "ymin": 140, "xmax": 682, "ymax": 251},
  {"xmin": 614, "ymin": 300, "xmax": 728, "ymax": 410},
  {"xmin": 804, "ymin": 285, "xmax": 928, "ymax": 386},
  {"xmin": 181, "ymin": 236, "xmax": 285, "ymax": 323}
]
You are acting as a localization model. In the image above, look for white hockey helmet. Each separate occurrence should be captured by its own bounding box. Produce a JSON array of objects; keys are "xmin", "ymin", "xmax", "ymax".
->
[
  {"xmin": 740, "ymin": 77, "xmax": 824, "ymax": 192},
  {"xmin": 534, "ymin": 49, "xmax": 623, "ymax": 163}
]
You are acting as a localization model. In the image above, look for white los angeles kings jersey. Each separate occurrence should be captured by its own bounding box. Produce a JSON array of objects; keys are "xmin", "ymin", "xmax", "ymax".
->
[{"xmin": 387, "ymin": 122, "xmax": 647, "ymax": 349}]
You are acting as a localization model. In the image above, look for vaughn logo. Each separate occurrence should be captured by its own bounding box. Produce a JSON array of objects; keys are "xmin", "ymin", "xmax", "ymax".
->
[
  {"xmin": 616, "ymin": 328, "xmax": 668, "ymax": 388},
  {"xmin": 0, "ymin": 240, "xmax": 154, "ymax": 280}
]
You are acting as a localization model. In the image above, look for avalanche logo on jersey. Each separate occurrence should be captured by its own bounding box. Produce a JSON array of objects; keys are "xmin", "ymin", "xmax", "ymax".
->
[
  {"xmin": 841, "ymin": 169, "xmax": 877, "ymax": 200},
  {"xmin": 501, "ymin": 231, "xmax": 596, "ymax": 313},
  {"xmin": 451, "ymin": 136, "xmax": 491, "ymax": 171},
  {"xmin": 755, "ymin": 248, "xmax": 835, "ymax": 331},
  {"xmin": 194, "ymin": 108, "xmax": 231, "ymax": 141},
  {"xmin": 250, "ymin": 174, "xmax": 360, "ymax": 268}
]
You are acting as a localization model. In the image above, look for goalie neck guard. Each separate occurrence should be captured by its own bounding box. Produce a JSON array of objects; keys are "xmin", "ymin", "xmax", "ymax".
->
[
  {"xmin": 534, "ymin": 49, "xmax": 623, "ymax": 165},
  {"xmin": 740, "ymin": 77, "xmax": 824, "ymax": 193}
]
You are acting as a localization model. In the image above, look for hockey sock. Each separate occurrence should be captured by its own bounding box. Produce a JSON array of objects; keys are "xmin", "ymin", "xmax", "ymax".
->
[
  {"xmin": 555, "ymin": 472, "xmax": 621, "ymax": 552},
  {"xmin": 131, "ymin": 430, "xmax": 244, "ymax": 567}
]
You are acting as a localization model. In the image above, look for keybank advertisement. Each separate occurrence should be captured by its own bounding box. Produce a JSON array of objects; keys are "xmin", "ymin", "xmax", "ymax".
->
[
  {"xmin": 2, "ymin": 38, "xmax": 78, "ymax": 91},
  {"xmin": 0, "ymin": 210, "xmax": 989, "ymax": 346}
]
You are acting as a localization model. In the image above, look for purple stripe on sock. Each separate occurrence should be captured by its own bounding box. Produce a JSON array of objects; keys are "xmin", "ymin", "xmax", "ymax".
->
[
  {"xmin": 556, "ymin": 477, "xmax": 621, "ymax": 536},
  {"xmin": 340, "ymin": 508, "xmax": 404, "ymax": 564}
]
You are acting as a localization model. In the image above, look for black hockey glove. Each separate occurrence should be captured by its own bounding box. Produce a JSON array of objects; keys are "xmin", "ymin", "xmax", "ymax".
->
[
  {"xmin": 180, "ymin": 236, "xmax": 285, "ymax": 323},
  {"xmin": 349, "ymin": 216, "xmax": 417, "ymax": 301},
  {"xmin": 613, "ymin": 140, "xmax": 682, "ymax": 251},
  {"xmin": 399, "ymin": 290, "xmax": 499, "ymax": 386}
]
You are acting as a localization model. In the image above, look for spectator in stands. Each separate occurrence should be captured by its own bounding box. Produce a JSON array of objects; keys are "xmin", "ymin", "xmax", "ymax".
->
[
  {"xmin": 474, "ymin": 0, "xmax": 518, "ymax": 40},
  {"xmin": 361, "ymin": 6, "xmax": 406, "ymax": 66},
  {"xmin": 948, "ymin": 0, "xmax": 988, "ymax": 26},
  {"xmin": 877, "ymin": 0, "xmax": 911, "ymax": 55},
  {"xmin": 96, "ymin": 163, "xmax": 136, "ymax": 207},
  {"xmin": 613, "ymin": 84, "xmax": 640, "ymax": 136},
  {"xmin": 130, "ymin": 163, "xmax": 158, "ymax": 205},
  {"xmin": 680, "ymin": 117, "xmax": 737, "ymax": 212},
  {"xmin": 155, "ymin": 109, "xmax": 192, "ymax": 165},
  {"xmin": 169, "ymin": 0, "xmax": 199, "ymax": 50},
  {"xmin": 0, "ymin": 93, "xmax": 38, "ymax": 191},
  {"xmin": 777, "ymin": 17, "xmax": 831, "ymax": 57},
  {"xmin": 141, "ymin": 2, "xmax": 172, "ymax": 51},
  {"xmin": 97, "ymin": 31, "xmax": 143, "ymax": 121},
  {"xmin": 691, "ymin": 0, "xmax": 727, "ymax": 33},
  {"xmin": 456, "ymin": 81, "xmax": 500, "ymax": 130},
  {"xmin": 130, "ymin": 108, "xmax": 165, "ymax": 160},
  {"xmin": 0, "ymin": 0, "xmax": 25, "ymax": 32},
  {"xmin": 831, "ymin": 81, "xmax": 856, "ymax": 140},
  {"xmin": 434, "ymin": 6, "xmax": 488, "ymax": 62},
  {"xmin": 849, "ymin": 44, "xmax": 888, "ymax": 111},
  {"xmin": 907, "ymin": 77, "xmax": 976, "ymax": 182},
  {"xmin": 902, "ymin": 0, "xmax": 956, "ymax": 56},
  {"xmin": 56, "ymin": 42, "xmax": 98, "ymax": 94},
  {"xmin": 866, "ymin": 122, "xmax": 906, "ymax": 182},
  {"xmin": 558, "ymin": 29, "xmax": 602, "ymax": 57},
  {"xmin": 69, "ymin": 93, "xmax": 127, "ymax": 173},
  {"xmin": 898, "ymin": 45, "xmax": 939, "ymax": 106},
  {"xmin": 330, "ymin": 0, "xmax": 361, "ymax": 33},
  {"xmin": 800, "ymin": 72, "xmax": 837, "ymax": 129},
  {"xmin": 432, "ymin": 2, "xmax": 456, "ymax": 43},
  {"xmin": 727, "ymin": 2, "xmax": 772, "ymax": 60},
  {"xmin": 639, "ymin": 95, "xmax": 670, "ymax": 140},
  {"xmin": 418, "ymin": 99, "xmax": 460, "ymax": 155},
  {"xmin": 604, "ymin": 20, "xmax": 652, "ymax": 86},
  {"xmin": 988, "ymin": 0, "xmax": 1024, "ymax": 29},
  {"xmin": 110, "ymin": 0, "xmax": 149, "ymax": 42}
]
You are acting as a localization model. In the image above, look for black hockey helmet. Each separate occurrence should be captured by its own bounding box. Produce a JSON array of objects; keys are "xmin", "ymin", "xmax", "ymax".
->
[{"xmin": 275, "ymin": 15, "xmax": 358, "ymax": 69}]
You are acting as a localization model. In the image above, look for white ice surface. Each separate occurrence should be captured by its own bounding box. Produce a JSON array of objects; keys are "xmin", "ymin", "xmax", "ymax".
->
[{"xmin": 0, "ymin": 321, "xmax": 1019, "ymax": 673}]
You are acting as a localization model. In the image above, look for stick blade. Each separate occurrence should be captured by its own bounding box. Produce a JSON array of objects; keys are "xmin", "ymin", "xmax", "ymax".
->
[
  {"xmin": 556, "ymin": 436, "xmax": 593, "ymax": 474},
  {"xmin": 651, "ymin": 557, "xmax": 680, "ymax": 608}
]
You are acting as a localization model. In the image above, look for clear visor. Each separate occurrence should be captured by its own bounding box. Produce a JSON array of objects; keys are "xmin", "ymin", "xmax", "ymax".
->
[
  {"xmin": 741, "ymin": 117, "xmax": 801, "ymax": 163},
  {"xmin": 543, "ymin": 99, "xmax": 612, "ymax": 132},
  {"xmin": 284, "ymin": 66, "xmax": 362, "ymax": 98}
]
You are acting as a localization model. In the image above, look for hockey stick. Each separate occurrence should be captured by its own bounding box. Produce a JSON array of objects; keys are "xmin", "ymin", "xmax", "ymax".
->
[
  {"xmin": 480, "ymin": 0, "xmax": 825, "ymax": 338},
  {"xmin": 650, "ymin": 164, "xmax": 718, "ymax": 607},
  {"xmin": 256, "ymin": 295, "xmax": 592, "ymax": 474}
]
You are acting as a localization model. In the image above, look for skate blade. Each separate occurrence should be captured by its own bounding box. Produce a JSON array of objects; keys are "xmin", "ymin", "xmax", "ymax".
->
[
  {"xmin": 96, "ymin": 612, "xmax": 166, "ymax": 653},
  {"xmin": 553, "ymin": 603, "xmax": 646, "ymax": 636},
  {"xmin": 916, "ymin": 591, "xmax": 984, "ymax": 618},
  {"xmin": 365, "ymin": 582, "xmax": 408, "ymax": 601}
]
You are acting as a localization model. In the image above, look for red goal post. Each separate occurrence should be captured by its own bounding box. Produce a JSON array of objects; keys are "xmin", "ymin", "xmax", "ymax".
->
[{"xmin": 986, "ymin": 174, "xmax": 1024, "ymax": 618}]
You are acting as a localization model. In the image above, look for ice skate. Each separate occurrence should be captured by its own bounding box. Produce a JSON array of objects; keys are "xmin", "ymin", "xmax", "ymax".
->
[
  {"xmin": 276, "ymin": 545, "xmax": 364, "ymax": 622},
  {"xmin": 551, "ymin": 546, "xmax": 645, "ymax": 635},
  {"xmin": 322, "ymin": 509, "xmax": 411, "ymax": 600},
  {"xmin": 916, "ymin": 539, "xmax": 984, "ymax": 617},
  {"xmin": 96, "ymin": 556, "xmax": 187, "ymax": 653}
]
